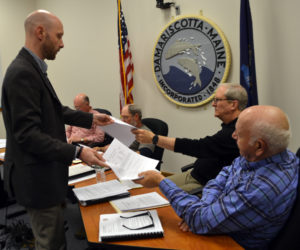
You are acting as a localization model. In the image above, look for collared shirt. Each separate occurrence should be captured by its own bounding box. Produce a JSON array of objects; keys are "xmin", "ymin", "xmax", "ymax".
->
[
  {"xmin": 159, "ymin": 150, "xmax": 299, "ymax": 249},
  {"xmin": 24, "ymin": 47, "xmax": 48, "ymax": 73},
  {"xmin": 66, "ymin": 109, "xmax": 105, "ymax": 144}
]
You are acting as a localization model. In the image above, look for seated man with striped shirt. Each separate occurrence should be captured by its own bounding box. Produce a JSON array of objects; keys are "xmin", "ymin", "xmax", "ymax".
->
[{"xmin": 135, "ymin": 105, "xmax": 299, "ymax": 249}]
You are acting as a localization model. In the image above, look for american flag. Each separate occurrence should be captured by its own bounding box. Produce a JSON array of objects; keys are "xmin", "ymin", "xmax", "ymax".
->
[{"xmin": 118, "ymin": 0, "xmax": 134, "ymax": 113}]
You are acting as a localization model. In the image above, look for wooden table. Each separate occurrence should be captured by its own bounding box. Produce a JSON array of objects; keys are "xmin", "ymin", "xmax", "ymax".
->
[{"xmin": 75, "ymin": 171, "xmax": 243, "ymax": 250}]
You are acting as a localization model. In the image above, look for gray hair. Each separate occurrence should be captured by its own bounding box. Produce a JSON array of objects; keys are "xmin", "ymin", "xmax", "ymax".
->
[
  {"xmin": 249, "ymin": 118, "xmax": 291, "ymax": 154},
  {"xmin": 128, "ymin": 104, "xmax": 142, "ymax": 120},
  {"xmin": 218, "ymin": 83, "xmax": 248, "ymax": 111}
]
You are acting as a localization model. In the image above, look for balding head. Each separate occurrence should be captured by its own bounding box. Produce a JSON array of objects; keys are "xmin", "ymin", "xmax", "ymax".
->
[
  {"xmin": 74, "ymin": 94, "xmax": 91, "ymax": 112},
  {"xmin": 233, "ymin": 105, "xmax": 290, "ymax": 161},
  {"xmin": 24, "ymin": 10, "xmax": 64, "ymax": 60}
]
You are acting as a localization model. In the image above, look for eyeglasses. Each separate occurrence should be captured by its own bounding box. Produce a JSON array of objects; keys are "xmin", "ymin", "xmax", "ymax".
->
[
  {"xmin": 120, "ymin": 211, "xmax": 154, "ymax": 230},
  {"xmin": 212, "ymin": 98, "xmax": 235, "ymax": 103}
]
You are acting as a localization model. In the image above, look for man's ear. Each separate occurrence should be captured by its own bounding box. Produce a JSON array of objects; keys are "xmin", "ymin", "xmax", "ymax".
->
[
  {"xmin": 255, "ymin": 139, "xmax": 266, "ymax": 157},
  {"xmin": 231, "ymin": 100, "xmax": 239, "ymax": 111},
  {"xmin": 35, "ymin": 25, "xmax": 44, "ymax": 40}
]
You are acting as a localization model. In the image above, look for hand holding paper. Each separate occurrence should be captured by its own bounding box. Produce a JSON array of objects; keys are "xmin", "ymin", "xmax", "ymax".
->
[{"xmin": 103, "ymin": 138, "xmax": 159, "ymax": 181}]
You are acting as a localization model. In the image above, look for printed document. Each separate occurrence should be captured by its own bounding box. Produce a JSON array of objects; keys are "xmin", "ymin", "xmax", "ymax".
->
[
  {"xmin": 98, "ymin": 116, "xmax": 136, "ymax": 147},
  {"xmin": 103, "ymin": 138, "xmax": 159, "ymax": 181}
]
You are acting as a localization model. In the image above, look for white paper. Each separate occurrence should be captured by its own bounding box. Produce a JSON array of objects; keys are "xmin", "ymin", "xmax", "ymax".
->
[
  {"xmin": 99, "ymin": 210, "xmax": 163, "ymax": 241},
  {"xmin": 111, "ymin": 192, "xmax": 170, "ymax": 212},
  {"xmin": 0, "ymin": 139, "xmax": 6, "ymax": 149},
  {"xmin": 98, "ymin": 116, "xmax": 136, "ymax": 147},
  {"xmin": 68, "ymin": 163, "xmax": 94, "ymax": 177},
  {"xmin": 72, "ymin": 179, "xmax": 129, "ymax": 202},
  {"xmin": 103, "ymin": 138, "xmax": 159, "ymax": 181}
]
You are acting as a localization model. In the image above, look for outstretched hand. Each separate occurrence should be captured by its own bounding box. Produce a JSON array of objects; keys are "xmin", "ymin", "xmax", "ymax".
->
[
  {"xmin": 131, "ymin": 129, "xmax": 154, "ymax": 144},
  {"xmin": 133, "ymin": 170, "xmax": 165, "ymax": 188},
  {"xmin": 79, "ymin": 147, "xmax": 110, "ymax": 168},
  {"xmin": 93, "ymin": 113, "xmax": 113, "ymax": 126}
]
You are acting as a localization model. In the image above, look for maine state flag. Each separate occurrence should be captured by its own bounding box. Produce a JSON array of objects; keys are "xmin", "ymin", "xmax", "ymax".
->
[{"xmin": 240, "ymin": 0, "xmax": 258, "ymax": 106}]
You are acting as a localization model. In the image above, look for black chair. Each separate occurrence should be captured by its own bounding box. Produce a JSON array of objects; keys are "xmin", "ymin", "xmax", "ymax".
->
[
  {"xmin": 141, "ymin": 118, "xmax": 168, "ymax": 171},
  {"xmin": 268, "ymin": 148, "xmax": 300, "ymax": 250},
  {"xmin": 90, "ymin": 108, "xmax": 114, "ymax": 147}
]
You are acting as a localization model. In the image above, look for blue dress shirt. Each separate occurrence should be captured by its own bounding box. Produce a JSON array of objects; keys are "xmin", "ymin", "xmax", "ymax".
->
[{"xmin": 159, "ymin": 150, "xmax": 299, "ymax": 249}]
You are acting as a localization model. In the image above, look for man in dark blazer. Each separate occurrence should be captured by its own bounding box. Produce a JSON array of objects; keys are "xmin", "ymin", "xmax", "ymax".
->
[{"xmin": 1, "ymin": 10, "xmax": 112, "ymax": 250}]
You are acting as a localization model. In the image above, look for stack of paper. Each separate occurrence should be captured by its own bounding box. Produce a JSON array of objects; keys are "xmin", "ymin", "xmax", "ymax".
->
[
  {"xmin": 110, "ymin": 192, "xmax": 170, "ymax": 212},
  {"xmin": 103, "ymin": 138, "xmax": 159, "ymax": 181},
  {"xmin": 72, "ymin": 179, "xmax": 130, "ymax": 206}
]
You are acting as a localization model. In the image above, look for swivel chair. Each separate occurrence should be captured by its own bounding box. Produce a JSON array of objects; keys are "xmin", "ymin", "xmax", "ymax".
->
[
  {"xmin": 90, "ymin": 108, "xmax": 114, "ymax": 147},
  {"xmin": 141, "ymin": 118, "xmax": 168, "ymax": 171},
  {"xmin": 268, "ymin": 147, "xmax": 300, "ymax": 250}
]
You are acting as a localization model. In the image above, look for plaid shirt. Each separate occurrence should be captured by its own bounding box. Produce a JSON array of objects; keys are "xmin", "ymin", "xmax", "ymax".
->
[{"xmin": 160, "ymin": 150, "xmax": 299, "ymax": 249}]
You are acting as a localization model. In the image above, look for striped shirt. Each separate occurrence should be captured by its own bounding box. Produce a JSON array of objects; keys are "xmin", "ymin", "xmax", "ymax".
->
[{"xmin": 159, "ymin": 150, "xmax": 299, "ymax": 249}]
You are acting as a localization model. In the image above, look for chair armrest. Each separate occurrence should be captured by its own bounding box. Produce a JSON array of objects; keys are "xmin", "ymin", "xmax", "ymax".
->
[{"xmin": 181, "ymin": 163, "xmax": 194, "ymax": 172}]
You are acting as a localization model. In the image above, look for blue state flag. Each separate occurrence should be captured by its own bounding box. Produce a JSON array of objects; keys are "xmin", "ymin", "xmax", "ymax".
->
[{"xmin": 240, "ymin": 0, "xmax": 258, "ymax": 106}]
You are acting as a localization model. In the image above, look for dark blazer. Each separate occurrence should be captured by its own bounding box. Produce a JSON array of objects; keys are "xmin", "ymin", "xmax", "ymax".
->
[{"xmin": 1, "ymin": 48, "xmax": 92, "ymax": 209}]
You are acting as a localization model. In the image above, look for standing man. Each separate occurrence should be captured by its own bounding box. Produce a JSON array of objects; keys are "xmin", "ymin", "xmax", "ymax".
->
[
  {"xmin": 135, "ymin": 105, "xmax": 299, "ymax": 249},
  {"xmin": 1, "ymin": 10, "xmax": 112, "ymax": 250},
  {"xmin": 66, "ymin": 93, "xmax": 105, "ymax": 145},
  {"xmin": 133, "ymin": 83, "xmax": 248, "ymax": 192}
]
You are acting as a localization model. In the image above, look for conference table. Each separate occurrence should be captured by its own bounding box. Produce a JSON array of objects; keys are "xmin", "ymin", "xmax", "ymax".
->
[{"xmin": 74, "ymin": 171, "xmax": 243, "ymax": 250}]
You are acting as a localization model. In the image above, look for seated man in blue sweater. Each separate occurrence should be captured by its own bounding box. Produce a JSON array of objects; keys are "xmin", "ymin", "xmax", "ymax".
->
[{"xmin": 135, "ymin": 105, "xmax": 299, "ymax": 249}]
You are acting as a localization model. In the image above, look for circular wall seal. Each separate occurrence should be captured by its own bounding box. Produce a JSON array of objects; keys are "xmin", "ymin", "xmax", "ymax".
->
[{"xmin": 152, "ymin": 15, "xmax": 231, "ymax": 107}]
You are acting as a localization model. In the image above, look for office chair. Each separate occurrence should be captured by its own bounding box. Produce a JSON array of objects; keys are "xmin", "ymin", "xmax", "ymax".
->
[
  {"xmin": 268, "ymin": 147, "xmax": 300, "ymax": 250},
  {"xmin": 141, "ymin": 118, "xmax": 168, "ymax": 171},
  {"xmin": 90, "ymin": 108, "xmax": 114, "ymax": 147}
]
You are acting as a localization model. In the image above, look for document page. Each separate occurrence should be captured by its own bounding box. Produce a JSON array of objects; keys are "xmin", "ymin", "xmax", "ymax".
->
[
  {"xmin": 72, "ymin": 179, "xmax": 129, "ymax": 202},
  {"xmin": 110, "ymin": 192, "xmax": 170, "ymax": 212},
  {"xmin": 98, "ymin": 116, "xmax": 136, "ymax": 147},
  {"xmin": 103, "ymin": 138, "xmax": 159, "ymax": 181}
]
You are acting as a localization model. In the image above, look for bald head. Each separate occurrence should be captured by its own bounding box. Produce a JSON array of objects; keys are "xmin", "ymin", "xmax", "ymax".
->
[
  {"xmin": 74, "ymin": 94, "xmax": 91, "ymax": 112},
  {"xmin": 235, "ymin": 105, "xmax": 290, "ymax": 160},
  {"xmin": 24, "ymin": 10, "xmax": 64, "ymax": 60}
]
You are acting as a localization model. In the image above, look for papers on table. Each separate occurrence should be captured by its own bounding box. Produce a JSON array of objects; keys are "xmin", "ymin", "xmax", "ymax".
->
[
  {"xmin": 0, "ymin": 139, "xmax": 6, "ymax": 149},
  {"xmin": 110, "ymin": 192, "xmax": 170, "ymax": 212},
  {"xmin": 98, "ymin": 116, "xmax": 136, "ymax": 147},
  {"xmin": 99, "ymin": 210, "xmax": 164, "ymax": 242},
  {"xmin": 103, "ymin": 138, "xmax": 159, "ymax": 181},
  {"xmin": 72, "ymin": 179, "xmax": 130, "ymax": 206},
  {"xmin": 68, "ymin": 163, "xmax": 95, "ymax": 178}
]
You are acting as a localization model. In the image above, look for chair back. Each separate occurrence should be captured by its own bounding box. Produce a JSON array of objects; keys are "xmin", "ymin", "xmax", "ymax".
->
[
  {"xmin": 141, "ymin": 118, "xmax": 168, "ymax": 170},
  {"xmin": 94, "ymin": 108, "xmax": 112, "ymax": 116},
  {"xmin": 91, "ymin": 108, "xmax": 113, "ymax": 147},
  {"xmin": 268, "ymin": 148, "xmax": 300, "ymax": 250}
]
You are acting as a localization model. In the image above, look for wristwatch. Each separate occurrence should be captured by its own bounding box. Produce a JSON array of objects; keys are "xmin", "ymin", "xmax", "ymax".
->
[{"xmin": 152, "ymin": 135, "xmax": 159, "ymax": 145}]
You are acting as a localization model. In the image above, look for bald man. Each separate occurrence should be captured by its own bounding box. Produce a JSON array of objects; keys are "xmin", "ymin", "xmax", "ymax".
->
[
  {"xmin": 1, "ymin": 10, "xmax": 112, "ymax": 250},
  {"xmin": 66, "ymin": 94, "xmax": 105, "ymax": 145},
  {"xmin": 135, "ymin": 105, "xmax": 299, "ymax": 249}
]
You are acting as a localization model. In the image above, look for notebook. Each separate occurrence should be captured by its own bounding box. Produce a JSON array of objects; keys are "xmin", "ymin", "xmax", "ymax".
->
[
  {"xmin": 99, "ymin": 210, "xmax": 164, "ymax": 242},
  {"xmin": 72, "ymin": 179, "xmax": 130, "ymax": 206}
]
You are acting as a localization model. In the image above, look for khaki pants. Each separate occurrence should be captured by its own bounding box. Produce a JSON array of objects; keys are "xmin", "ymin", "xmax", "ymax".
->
[
  {"xmin": 27, "ymin": 204, "xmax": 66, "ymax": 250},
  {"xmin": 167, "ymin": 169, "xmax": 203, "ymax": 195}
]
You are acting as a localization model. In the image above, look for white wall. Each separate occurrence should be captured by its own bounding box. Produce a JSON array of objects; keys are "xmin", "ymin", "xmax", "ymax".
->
[{"xmin": 0, "ymin": 0, "xmax": 299, "ymax": 173}]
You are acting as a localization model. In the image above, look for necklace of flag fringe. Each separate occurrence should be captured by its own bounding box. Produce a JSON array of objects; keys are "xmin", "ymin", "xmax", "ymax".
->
[
  {"xmin": 153, "ymin": 15, "xmax": 231, "ymax": 107},
  {"xmin": 118, "ymin": 0, "xmax": 134, "ymax": 113}
]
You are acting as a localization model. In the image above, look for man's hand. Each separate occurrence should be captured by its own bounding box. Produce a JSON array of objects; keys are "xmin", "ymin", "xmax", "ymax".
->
[
  {"xmin": 178, "ymin": 220, "xmax": 190, "ymax": 232},
  {"xmin": 131, "ymin": 129, "xmax": 154, "ymax": 144},
  {"xmin": 133, "ymin": 170, "xmax": 165, "ymax": 188},
  {"xmin": 67, "ymin": 135, "xmax": 81, "ymax": 144},
  {"xmin": 93, "ymin": 113, "xmax": 113, "ymax": 126},
  {"xmin": 79, "ymin": 147, "xmax": 110, "ymax": 168}
]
